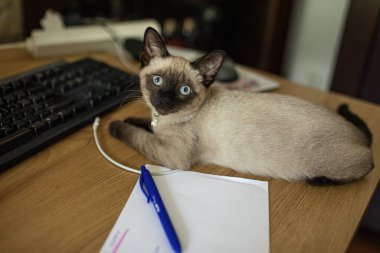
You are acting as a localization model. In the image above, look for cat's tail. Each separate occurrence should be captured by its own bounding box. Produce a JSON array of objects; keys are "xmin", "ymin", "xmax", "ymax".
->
[{"xmin": 338, "ymin": 104, "xmax": 372, "ymax": 146}]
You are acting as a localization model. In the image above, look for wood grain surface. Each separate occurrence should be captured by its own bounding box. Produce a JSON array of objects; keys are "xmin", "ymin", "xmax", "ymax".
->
[{"xmin": 0, "ymin": 49, "xmax": 379, "ymax": 253}]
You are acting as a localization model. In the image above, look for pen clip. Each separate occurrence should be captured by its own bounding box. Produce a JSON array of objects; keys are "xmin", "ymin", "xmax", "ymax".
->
[{"xmin": 139, "ymin": 166, "xmax": 151, "ymax": 203}]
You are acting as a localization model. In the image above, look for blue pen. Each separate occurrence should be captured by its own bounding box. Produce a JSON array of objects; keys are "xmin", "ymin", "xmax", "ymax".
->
[{"xmin": 139, "ymin": 165, "xmax": 182, "ymax": 253}]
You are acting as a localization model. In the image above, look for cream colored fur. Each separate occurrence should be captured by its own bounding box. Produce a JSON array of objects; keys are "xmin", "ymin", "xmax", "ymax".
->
[{"xmin": 109, "ymin": 56, "xmax": 373, "ymax": 182}]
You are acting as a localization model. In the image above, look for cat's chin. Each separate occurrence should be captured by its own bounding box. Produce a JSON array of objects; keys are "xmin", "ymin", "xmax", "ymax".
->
[
  {"xmin": 155, "ymin": 109, "xmax": 176, "ymax": 116},
  {"xmin": 148, "ymin": 101, "xmax": 173, "ymax": 116}
]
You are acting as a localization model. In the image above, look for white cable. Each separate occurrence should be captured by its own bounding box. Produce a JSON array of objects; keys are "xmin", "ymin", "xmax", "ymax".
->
[
  {"xmin": 100, "ymin": 22, "xmax": 140, "ymax": 75},
  {"xmin": 92, "ymin": 117, "xmax": 179, "ymax": 175}
]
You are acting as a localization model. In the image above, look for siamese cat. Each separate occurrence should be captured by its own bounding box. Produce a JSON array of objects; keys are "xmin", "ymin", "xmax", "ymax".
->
[{"xmin": 109, "ymin": 27, "xmax": 373, "ymax": 185}]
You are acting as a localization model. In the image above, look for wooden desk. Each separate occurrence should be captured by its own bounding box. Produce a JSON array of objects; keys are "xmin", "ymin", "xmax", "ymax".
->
[{"xmin": 0, "ymin": 49, "xmax": 379, "ymax": 253}]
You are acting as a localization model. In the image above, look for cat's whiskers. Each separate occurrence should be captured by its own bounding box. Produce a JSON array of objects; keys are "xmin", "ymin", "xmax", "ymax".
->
[
  {"xmin": 119, "ymin": 97, "xmax": 141, "ymax": 105},
  {"xmin": 118, "ymin": 93, "xmax": 144, "ymax": 110},
  {"xmin": 120, "ymin": 79, "xmax": 140, "ymax": 92},
  {"xmin": 117, "ymin": 89, "xmax": 142, "ymax": 99},
  {"xmin": 119, "ymin": 88, "xmax": 141, "ymax": 95},
  {"xmin": 120, "ymin": 89, "xmax": 142, "ymax": 94}
]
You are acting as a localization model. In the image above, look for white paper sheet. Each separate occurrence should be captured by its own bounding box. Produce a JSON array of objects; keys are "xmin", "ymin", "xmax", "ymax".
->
[{"xmin": 100, "ymin": 165, "xmax": 269, "ymax": 253}]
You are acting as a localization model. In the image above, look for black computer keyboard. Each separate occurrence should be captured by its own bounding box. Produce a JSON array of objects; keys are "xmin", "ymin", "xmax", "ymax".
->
[{"xmin": 0, "ymin": 58, "xmax": 139, "ymax": 171}]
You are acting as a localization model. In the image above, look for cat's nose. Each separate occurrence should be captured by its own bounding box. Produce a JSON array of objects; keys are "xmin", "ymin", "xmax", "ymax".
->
[{"xmin": 159, "ymin": 96, "xmax": 173, "ymax": 107}]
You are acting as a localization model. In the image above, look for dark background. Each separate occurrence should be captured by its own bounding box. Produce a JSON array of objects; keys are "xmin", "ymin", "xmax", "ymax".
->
[
  {"xmin": 22, "ymin": 0, "xmax": 293, "ymax": 75},
  {"xmin": 20, "ymin": 0, "xmax": 380, "ymax": 105}
]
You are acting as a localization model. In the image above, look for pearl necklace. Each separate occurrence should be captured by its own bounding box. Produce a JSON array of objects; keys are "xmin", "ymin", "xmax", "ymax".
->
[
  {"xmin": 151, "ymin": 111, "xmax": 160, "ymax": 128},
  {"xmin": 151, "ymin": 111, "xmax": 194, "ymax": 128}
]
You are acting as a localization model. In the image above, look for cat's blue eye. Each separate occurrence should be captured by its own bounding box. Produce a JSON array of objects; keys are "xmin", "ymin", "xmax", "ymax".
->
[
  {"xmin": 152, "ymin": 75, "xmax": 162, "ymax": 86},
  {"xmin": 180, "ymin": 85, "xmax": 191, "ymax": 95}
]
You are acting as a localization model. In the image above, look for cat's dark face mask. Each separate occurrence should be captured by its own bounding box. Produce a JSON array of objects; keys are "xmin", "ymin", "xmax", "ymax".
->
[
  {"xmin": 150, "ymin": 88, "xmax": 179, "ymax": 115},
  {"xmin": 147, "ymin": 73, "xmax": 197, "ymax": 115},
  {"xmin": 139, "ymin": 27, "xmax": 225, "ymax": 115}
]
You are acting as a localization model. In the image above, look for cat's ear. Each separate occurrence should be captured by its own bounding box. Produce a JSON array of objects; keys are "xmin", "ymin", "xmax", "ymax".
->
[
  {"xmin": 191, "ymin": 50, "xmax": 225, "ymax": 87},
  {"xmin": 140, "ymin": 27, "xmax": 169, "ymax": 67}
]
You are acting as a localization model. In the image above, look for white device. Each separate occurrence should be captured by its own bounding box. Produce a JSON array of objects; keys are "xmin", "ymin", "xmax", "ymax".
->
[{"xmin": 26, "ymin": 19, "xmax": 160, "ymax": 58}]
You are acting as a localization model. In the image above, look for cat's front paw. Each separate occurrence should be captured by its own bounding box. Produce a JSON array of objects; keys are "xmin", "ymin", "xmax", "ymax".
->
[
  {"xmin": 124, "ymin": 117, "xmax": 152, "ymax": 132},
  {"xmin": 109, "ymin": 120, "xmax": 125, "ymax": 139}
]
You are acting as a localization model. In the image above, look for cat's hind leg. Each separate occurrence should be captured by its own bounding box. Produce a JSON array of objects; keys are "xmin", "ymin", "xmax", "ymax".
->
[{"xmin": 305, "ymin": 145, "xmax": 373, "ymax": 186}]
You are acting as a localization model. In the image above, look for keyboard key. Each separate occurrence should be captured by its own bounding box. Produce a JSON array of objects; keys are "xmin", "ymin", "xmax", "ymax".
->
[
  {"xmin": 35, "ymin": 110, "xmax": 50, "ymax": 120},
  {"xmin": 47, "ymin": 98, "xmax": 74, "ymax": 113},
  {"xmin": 32, "ymin": 104, "xmax": 44, "ymax": 112},
  {"xmin": 58, "ymin": 75, "xmax": 67, "ymax": 83},
  {"xmin": 45, "ymin": 115, "xmax": 61, "ymax": 128},
  {"xmin": 49, "ymin": 79, "xmax": 59, "ymax": 89},
  {"xmin": 43, "ymin": 69, "xmax": 53, "ymax": 77},
  {"xmin": 9, "ymin": 105, "xmax": 21, "ymax": 114},
  {"xmin": 5, "ymin": 95, "xmax": 16, "ymax": 104},
  {"xmin": 15, "ymin": 91, "xmax": 27, "ymax": 99},
  {"xmin": 15, "ymin": 108, "xmax": 33, "ymax": 117},
  {"xmin": 0, "ymin": 106, "xmax": 9, "ymax": 116},
  {"xmin": 89, "ymin": 95, "xmax": 103, "ymax": 107},
  {"xmin": 0, "ymin": 128, "xmax": 34, "ymax": 154},
  {"xmin": 10, "ymin": 81, "xmax": 23, "ymax": 91},
  {"xmin": 74, "ymin": 77, "xmax": 83, "ymax": 83},
  {"xmin": 0, "ymin": 126, "xmax": 16, "ymax": 136},
  {"xmin": 20, "ymin": 77, "xmax": 33, "ymax": 88},
  {"xmin": 27, "ymin": 86, "xmax": 45, "ymax": 95},
  {"xmin": 19, "ymin": 99, "xmax": 32, "ymax": 108},
  {"xmin": 33, "ymin": 72, "xmax": 45, "ymax": 83},
  {"xmin": 14, "ymin": 120, "xmax": 29, "ymax": 130},
  {"xmin": 52, "ymin": 66, "xmax": 62, "ymax": 74},
  {"xmin": 57, "ymin": 108, "xmax": 74, "ymax": 121},
  {"xmin": 1, "ymin": 85, "xmax": 12, "ymax": 96},
  {"xmin": 72, "ymin": 103, "xmax": 86, "ymax": 114},
  {"xmin": 59, "ymin": 84, "xmax": 71, "ymax": 94},
  {"xmin": 40, "ymin": 90, "xmax": 55, "ymax": 100},
  {"xmin": 27, "ymin": 115, "xmax": 41, "ymax": 125},
  {"xmin": 29, "ymin": 95, "xmax": 42, "ymax": 104},
  {"xmin": 44, "ymin": 98, "xmax": 61, "ymax": 107},
  {"xmin": 30, "ymin": 121, "xmax": 49, "ymax": 135}
]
